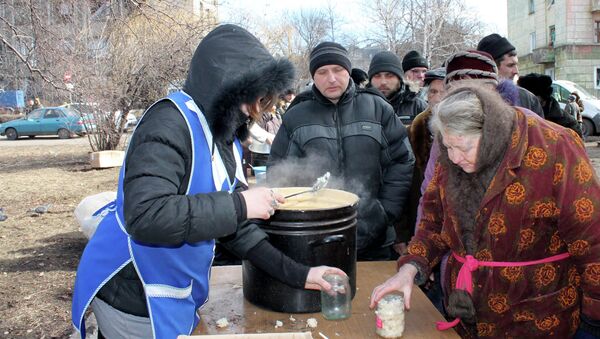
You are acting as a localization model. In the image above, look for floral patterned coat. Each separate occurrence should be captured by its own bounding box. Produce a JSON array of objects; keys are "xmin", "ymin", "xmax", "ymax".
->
[{"xmin": 398, "ymin": 108, "xmax": 600, "ymax": 338}]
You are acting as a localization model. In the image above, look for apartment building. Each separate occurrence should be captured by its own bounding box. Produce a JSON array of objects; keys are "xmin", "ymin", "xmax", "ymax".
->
[{"xmin": 508, "ymin": 0, "xmax": 600, "ymax": 96}]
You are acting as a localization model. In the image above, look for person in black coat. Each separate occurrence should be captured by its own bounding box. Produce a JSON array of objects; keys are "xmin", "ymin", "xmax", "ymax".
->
[
  {"xmin": 367, "ymin": 51, "xmax": 427, "ymax": 125},
  {"xmin": 90, "ymin": 25, "xmax": 344, "ymax": 337},
  {"xmin": 268, "ymin": 42, "xmax": 415, "ymax": 261},
  {"xmin": 477, "ymin": 33, "xmax": 545, "ymax": 118},
  {"xmin": 518, "ymin": 73, "xmax": 582, "ymax": 137}
]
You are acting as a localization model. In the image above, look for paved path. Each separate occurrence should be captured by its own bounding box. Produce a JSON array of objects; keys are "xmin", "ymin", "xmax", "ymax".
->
[{"xmin": 0, "ymin": 135, "xmax": 90, "ymax": 147}]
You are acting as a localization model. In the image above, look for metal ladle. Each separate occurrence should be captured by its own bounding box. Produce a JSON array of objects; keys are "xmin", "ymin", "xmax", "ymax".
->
[{"xmin": 284, "ymin": 172, "xmax": 331, "ymax": 199}]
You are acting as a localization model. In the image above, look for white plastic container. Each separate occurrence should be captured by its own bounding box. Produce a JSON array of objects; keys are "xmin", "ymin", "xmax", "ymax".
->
[{"xmin": 375, "ymin": 293, "xmax": 405, "ymax": 338}]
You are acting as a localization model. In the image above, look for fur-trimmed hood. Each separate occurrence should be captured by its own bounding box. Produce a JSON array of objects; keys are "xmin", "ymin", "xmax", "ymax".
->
[{"xmin": 183, "ymin": 24, "xmax": 295, "ymax": 142}]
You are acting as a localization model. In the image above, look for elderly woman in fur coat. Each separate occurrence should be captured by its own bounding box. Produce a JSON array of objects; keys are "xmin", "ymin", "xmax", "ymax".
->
[{"xmin": 370, "ymin": 85, "xmax": 600, "ymax": 338}]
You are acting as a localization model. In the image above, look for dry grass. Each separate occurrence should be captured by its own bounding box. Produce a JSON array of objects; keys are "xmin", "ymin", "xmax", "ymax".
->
[{"xmin": 0, "ymin": 140, "xmax": 119, "ymax": 338}]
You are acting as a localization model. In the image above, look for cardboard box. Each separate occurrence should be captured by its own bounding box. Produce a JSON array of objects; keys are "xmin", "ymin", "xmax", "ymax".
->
[{"xmin": 90, "ymin": 150, "xmax": 125, "ymax": 168}]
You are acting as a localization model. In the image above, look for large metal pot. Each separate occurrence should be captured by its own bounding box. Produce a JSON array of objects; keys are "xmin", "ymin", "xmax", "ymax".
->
[{"xmin": 242, "ymin": 187, "xmax": 359, "ymax": 313}]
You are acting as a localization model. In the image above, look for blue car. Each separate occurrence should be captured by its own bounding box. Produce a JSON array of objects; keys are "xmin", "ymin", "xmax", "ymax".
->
[{"xmin": 0, "ymin": 107, "xmax": 85, "ymax": 140}]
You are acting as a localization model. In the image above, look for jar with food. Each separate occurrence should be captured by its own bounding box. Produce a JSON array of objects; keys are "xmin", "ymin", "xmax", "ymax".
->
[
  {"xmin": 320, "ymin": 273, "xmax": 351, "ymax": 320},
  {"xmin": 375, "ymin": 293, "xmax": 405, "ymax": 338}
]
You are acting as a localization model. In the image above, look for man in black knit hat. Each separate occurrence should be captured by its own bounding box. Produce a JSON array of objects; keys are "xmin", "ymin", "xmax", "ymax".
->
[
  {"xmin": 402, "ymin": 50, "xmax": 429, "ymax": 88},
  {"xmin": 368, "ymin": 51, "xmax": 426, "ymax": 126},
  {"xmin": 477, "ymin": 33, "xmax": 545, "ymax": 117},
  {"xmin": 269, "ymin": 42, "xmax": 415, "ymax": 261}
]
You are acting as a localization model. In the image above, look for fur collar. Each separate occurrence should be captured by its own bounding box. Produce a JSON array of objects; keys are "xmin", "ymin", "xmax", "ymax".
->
[
  {"xmin": 440, "ymin": 86, "xmax": 516, "ymax": 325},
  {"xmin": 438, "ymin": 86, "xmax": 515, "ymax": 254}
]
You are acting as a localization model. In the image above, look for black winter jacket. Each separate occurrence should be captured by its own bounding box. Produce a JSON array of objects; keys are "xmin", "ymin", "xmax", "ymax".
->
[
  {"xmin": 268, "ymin": 83, "xmax": 415, "ymax": 256},
  {"xmin": 97, "ymin": 24, "xmax": 306, "ymax": 317},
  {"xmin": 543, "ymin": 96, "xmax": 583, "ymax": 137},
  {"xmin": 517, "ymin": 86, "xmax": 545, "ymax": 118},
  {"xmin": 388, "ymin": 88, "xmax": 427, "ymax": 125}
]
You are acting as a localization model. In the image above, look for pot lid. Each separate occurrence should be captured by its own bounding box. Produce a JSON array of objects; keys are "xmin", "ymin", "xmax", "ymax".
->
[{"xmin": 274, "ymin": 187, "xmax": 359, "ymax": 211}]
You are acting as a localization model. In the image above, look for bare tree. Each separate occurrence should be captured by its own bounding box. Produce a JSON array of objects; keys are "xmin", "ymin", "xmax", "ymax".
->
[
  {"xmin": 324, "ymin": 1, "xmax": 345, "ymax": 42},
  {"xmin": 287, "ymin": 8, "xmax": 328, "ymax": 54},
  {"xmin": 284, "ymin": 8, "xmax": 329, "ymax": 82},
  {"xmin": 363, "ymin": 0, "xmax": 409, "ymax": 54},
  {"xmin": 404, "ymin": 0, "xmax": 484, "ymax": 66},
  {"xmin": 0, "ymin": 0, "xmax": 217, "ymax": 151},
  {"xmin": 80, "ymin": 1, "xmax": 216, "ymax": 151},
  {"xmin": 363, "ymin": 0, "xmax": 483, "ymax": 66}
]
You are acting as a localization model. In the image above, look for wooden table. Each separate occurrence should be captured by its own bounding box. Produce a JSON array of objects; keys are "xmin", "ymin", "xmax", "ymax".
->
[{"xmin": 193, "ymin": 261, "xmax": 458, "ymax": 338}]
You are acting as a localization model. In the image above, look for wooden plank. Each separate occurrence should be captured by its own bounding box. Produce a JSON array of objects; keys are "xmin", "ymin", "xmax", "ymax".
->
[{"xmin": 193, "ymin": 262, "xmax": 459, "ymax": 338}]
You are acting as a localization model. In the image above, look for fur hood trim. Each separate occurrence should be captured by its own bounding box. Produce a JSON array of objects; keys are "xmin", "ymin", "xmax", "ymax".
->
[
  {"xmin": 183, "ymin": 24, "xmax": 295, "ymax": 142},
  {"xmin": 210, "ymin": 58, "xmax": 295, "ymax": 141}
]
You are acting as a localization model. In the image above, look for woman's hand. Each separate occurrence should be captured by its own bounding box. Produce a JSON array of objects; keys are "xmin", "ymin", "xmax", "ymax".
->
[
  {"xmin": 304, "ymin": 266, "xmax": 347, "ymax": 291},
  {"xmin": 240, "ymin": 187, "xmax": 285, "ymax": 220},
  {"xmin": 369, "ymin": 264, "xmax": 418, "ymax": 310}
]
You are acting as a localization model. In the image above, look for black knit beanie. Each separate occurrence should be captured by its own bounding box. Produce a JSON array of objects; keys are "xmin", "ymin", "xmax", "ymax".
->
[
  {"xmin": 477, "ymin": 34, "xmax": 516, "ymax": 61},
  {"xmin": 309, "ymin": 42, "xmax": 352, "ymax": 77},
  {"xmin": 402, "ymin": 50, "xmax": 428, "ymax": 72},
  {"xmin": 368, "ymin": 51, "xmax": 403, "ymax": 81},
  {"xmin": 351, "ymin": 68, "xmax": 368, "ymax": 85}
]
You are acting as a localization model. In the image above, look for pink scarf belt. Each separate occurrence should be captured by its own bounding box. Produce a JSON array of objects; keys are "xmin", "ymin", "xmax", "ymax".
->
[{"xmin": 436, "ymin": 251, "xmax": 571, "ymax": 331}]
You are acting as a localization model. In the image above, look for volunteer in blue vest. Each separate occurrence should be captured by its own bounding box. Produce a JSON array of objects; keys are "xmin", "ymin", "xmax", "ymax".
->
[{"xmin": 72, "ymin": 24, "xmax": 346, "ymax": 339}]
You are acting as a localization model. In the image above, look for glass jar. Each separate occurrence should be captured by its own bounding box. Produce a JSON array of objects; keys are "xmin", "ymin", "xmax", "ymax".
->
[
  {"xmin": 375, "ymin": 293, "xmax": 405, "ymax": 338},
  {"xmin": 320, "ymin": 273, "xmax": 351, "ymax": 320}
]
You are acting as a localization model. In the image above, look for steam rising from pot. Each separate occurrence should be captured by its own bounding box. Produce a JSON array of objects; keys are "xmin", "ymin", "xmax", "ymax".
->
[{"xmin": 266, "ymin": 154, "xmax": 370, "ymax": 200}]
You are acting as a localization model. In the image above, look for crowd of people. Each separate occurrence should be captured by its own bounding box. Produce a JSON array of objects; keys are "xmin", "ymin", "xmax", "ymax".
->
[{"xmin": 72, "ymin": 24, "xmax": 600, "ymax": 339}]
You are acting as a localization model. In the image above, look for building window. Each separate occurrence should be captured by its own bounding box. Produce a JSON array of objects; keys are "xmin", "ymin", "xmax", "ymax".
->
[
  {"xmin": 596, "ymin": 67, "xmax": 600, "ymax": 89},
  {"xmin": 529, "ymin": 0, "xmax": 535, "ymax": 14},
  {"xmin": 549, "ymin": 25, "xmax": 555, "ymax": 47},
  {"xmin": 530, "ymin": 32, "xmax": 536, "ymax": 52},
  {"xmin": 596, "ymin": 21, "xmax": 600, "ymax": 43}
]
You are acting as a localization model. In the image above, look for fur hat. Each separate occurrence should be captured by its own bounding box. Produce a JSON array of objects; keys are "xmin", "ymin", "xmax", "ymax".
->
[
  {"xmin": 309, "ymin": 42, "xmax": 351, "ymax": 77},
  {"xmin": 477, "ymin": 33, "xmax": 516, "ymax": 61},
  {"xmin": 445, "ymin": 50, "xmax": 498, "ymax": 85},
  {"xmin": 402, "ymin": 50, "xmax": 428, "ymax": 72},
  {"xmin": 368, "ymin": 51, "xmax": 403, "ymax": 81},
  {"xmin": 423, "ymin": 67, "xmax": 446, "ymax": 86},
  {"xmin": 517, "ymin": 73, "xmax": 553, "ymax": 98}
]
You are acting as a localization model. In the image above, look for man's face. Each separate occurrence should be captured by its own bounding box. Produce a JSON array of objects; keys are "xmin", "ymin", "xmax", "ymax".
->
[
  {"xmin": 498, "ymin": 54, "xmax": 519, "ymax": 81},
  {"xmin": 405, "ymin": 67, "xmax": 428, "ymax": 87},
  {"xmin": 313, "ymin": 65, "xmax": 350, "ymax": 103},
  {"xmin": 427, "ymin": 79, "xmax": 446, "ymax": 108},
  {"xmin": 371, "ymin": 72, "xmax": 402, "ymax": 98}
]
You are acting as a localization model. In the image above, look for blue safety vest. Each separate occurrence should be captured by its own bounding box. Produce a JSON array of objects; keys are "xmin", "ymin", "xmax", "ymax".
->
[{"xmin": 71, "ymin": 91, "xmax": 247, "ymax": 338}]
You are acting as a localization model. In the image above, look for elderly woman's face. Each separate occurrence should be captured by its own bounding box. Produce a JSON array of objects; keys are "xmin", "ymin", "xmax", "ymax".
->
[{"xmin": 442, "ymin": 131, "xmax": 481, "ymax": 173}]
